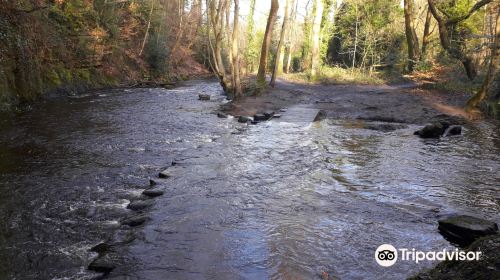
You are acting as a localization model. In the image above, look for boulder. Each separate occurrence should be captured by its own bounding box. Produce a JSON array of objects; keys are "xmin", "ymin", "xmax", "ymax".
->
[
  {"xmin": 142, "ymin": 188, "xmax": 164, "ymax": 197},
  {"xmin": 253, "ymin": 114, "xmax": 268, "ymax": 121},
  {"xmin": 127, "ymin": 200, "xmax": 154, "ymax": 211},
  {"xmin": 238, "ymin": 116, "xmax": 252, "ymax": 123},
  {"xmin": 198, "ymin": 94, "xmax": 210, "ymax": 101},
  {"xmin": 414, "ymin": 123, "xmax": 445, "ymax": 138},
  {"xmin": 443, "ymin": 125, "xmax": 462, "ymax": 136},
  {"xmin": 438, "ymin": 215, "xmax": 498, "ymax": 247},
  {"xmin": 121, "ymin": 214, "xmax": 149, "ymax": 227},
  {"xmin": 217, "ymin": 112, "xmax": 228, "ymax": 118}
]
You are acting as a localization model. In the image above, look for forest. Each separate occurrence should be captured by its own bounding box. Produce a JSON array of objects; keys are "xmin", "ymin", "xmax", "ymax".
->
[
  {"xmin": 0, "ymin": 0, "xmax": 498, "ymax": 116},
  {"xmin": 0, "ymin": 0, "xmax": 499, "ymax": 280}
]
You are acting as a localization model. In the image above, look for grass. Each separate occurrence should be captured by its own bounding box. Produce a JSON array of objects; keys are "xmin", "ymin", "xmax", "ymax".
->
[{"xmin": 282, "ymin": 66, "xmax": 405, "ymax": 85}]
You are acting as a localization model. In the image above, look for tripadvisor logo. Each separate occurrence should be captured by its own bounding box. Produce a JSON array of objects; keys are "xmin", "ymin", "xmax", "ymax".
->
[{"xmin": 375, "ymin": 244, "xmax": 482, "ymax": 267}]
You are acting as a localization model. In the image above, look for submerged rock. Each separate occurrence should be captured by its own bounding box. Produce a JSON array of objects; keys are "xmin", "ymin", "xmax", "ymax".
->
[
  {"xmin": 142, "ymin": 188, "xmax": 164, "ymax": 197},
  {"xmin": 198, "ymin": 94, "xmax": 210, "ymax": 101},
  {"xmin": 238, "ymin": 116, "xmax": 252, "ymax": 123},
  {"xmin": 263, "ymin": 111, "xmax": 275, "ymax": 119},
  {"xmin": 121, "ymin": 214, "xmax": 149, "ymax": 227},
  {"xmin": 438, "ymin": 215, "xmax": 498, "ymax": 247},
  {"xmin": 364, "ymin": 123, "xmax": 407, "ymax": 132},
  {"xmin": 149, "ymin": 179, "xmax": 157, "ymax": 186}
]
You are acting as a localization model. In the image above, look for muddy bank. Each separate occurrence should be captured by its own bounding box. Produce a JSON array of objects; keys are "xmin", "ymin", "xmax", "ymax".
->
[{"xmin": 222, "ymin": 78, "xmax": 479, "ymax": 125}]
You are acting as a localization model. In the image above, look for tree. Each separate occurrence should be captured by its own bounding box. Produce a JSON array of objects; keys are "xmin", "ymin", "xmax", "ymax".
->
[
  {"xmin": 466, "ymin": 5, "xmax": 499, "ymax": 111},
  {"xmin": 270, "ymin": 0, "xmax": 291, "ymax": 87},
  {"xmin": 310, "ymin": 0, "xmax": 324, "ymax": 78},
  {"xmin": 404, "ymin": 0, "xmax": 420, "ymax": 71},
  {"xmin": 256, "ymin": 0, "xmax": 279, "ymax": 90},
  {"xmin": 420, "ymin": 5, "xmax": 433, "ymax": 61},
  {"xmin": 427, "ymin": 0, "xmax": 492, "ymax": 80},
  {"xmin": 245, "ymin": 0, "xmax": 257, "ymax": 73},
  {"xmin": 284, "ymin": 0, "xmax": 298, "ymax": 73},
  {"xmin": 207, "ymin": 0, "xmax": 231, "ymax": 91},
  {"xmin": 231, "ymin": 0, "xmax": 242, "ymax": 97}
]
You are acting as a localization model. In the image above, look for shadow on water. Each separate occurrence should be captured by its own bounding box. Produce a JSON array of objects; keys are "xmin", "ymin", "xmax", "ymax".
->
[{"xmin": 0, "ymin": 80, "xmax": 498, "ymax": 279}]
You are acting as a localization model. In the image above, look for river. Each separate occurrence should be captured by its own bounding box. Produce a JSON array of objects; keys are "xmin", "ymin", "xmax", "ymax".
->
[{"xmin": 0, "ymin": 79, "xmax": 498, "ymax": 279}]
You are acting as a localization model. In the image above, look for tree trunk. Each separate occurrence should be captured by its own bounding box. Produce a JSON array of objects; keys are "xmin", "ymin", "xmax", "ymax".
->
[
  {"xmin": 284, "ymin": 0, "xmax": 297, "ymax": 73},
  {"xmin": 245, "ymin": 0, "xmax": 256, "ymax": 73},
  {"xmin": 231, "ymin": 0, "xmax": 242, "ymax": 97},
  {"xmin": 256, "ymin": 0, "xmax": 279, "ymax": 90},
  {"xmin": 420, "ymin": 6, "xmax": 432, "ymax": 60},
  {"xmin": 207, "ymin": 0, "xmax": 231, "ymax": 91},
  {"xmin": 404, "ymin": 0, "xmax": 420, "ymax": 71},
  {"xmin": 270, "ymin": 0, "xmax": 290, "ymax": 87},
  {"xmin": 427, "ymin": 0, "xmax": 491, "ymax": 80},
  {"xmin": 466, "ymin": 9, "xmax": 499, "ymax": 110},
  {"xmin": 225, "ymin": 1, "xmax": 233, "ymax": 73},
  {"xmin": 310, "ymin": 0, "xmax": 323, "ymax": 78}
]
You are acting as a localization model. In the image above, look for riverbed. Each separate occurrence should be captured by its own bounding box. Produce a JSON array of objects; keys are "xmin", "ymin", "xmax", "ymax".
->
[{"xmin": 0, "ymin": 79, "xmax": 498, "ymax": 279}]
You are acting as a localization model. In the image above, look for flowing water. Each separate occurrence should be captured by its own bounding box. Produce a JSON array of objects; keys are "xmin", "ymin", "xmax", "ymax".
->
[{"xmin": 0, "ymin": 80, "xmax": 498, "ymax": 280}]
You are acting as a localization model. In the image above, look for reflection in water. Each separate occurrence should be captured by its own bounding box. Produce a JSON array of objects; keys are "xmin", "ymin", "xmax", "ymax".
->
[{"xmin": 0, "ymin": 80, "xmax": 498, "ymax": 279}]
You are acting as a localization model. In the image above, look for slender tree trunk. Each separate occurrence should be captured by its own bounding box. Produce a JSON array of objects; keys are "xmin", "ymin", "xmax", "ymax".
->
[
  {"xmin": 466, "ymin": 9, "xmax": 499, "ymax": 110},
  {"xmin": 284, "ymin": 0, "xmax": 297, "ymax": 73},
  {"xmin": 256, "ymin": 0, "xmax": 279, "ymax": 90},
  {"xmin": 231, "ymin": 0, "xmax": 242, "ymax": 97},
  {"xmin": 270, "ymin": 0, "xmax": 290, "ymax": 87},
  {"xmin": 420, "ymin": 6, "xmax": 432, "ymax": 60},
  {"xmin": 404, "ymin": 0, "xmax": 420, "ymax": 71},
  {"xmin": 352, "ymin": 5, "xmax": 358, "ymax": 71},
  {"xmin": 245, "ymin": 0, "xmax": 256, "ymax": 73},
  {"xmin": 225, "ymin": 1, "xmax": 233, "ymax": 73},
  {"xmin": 310, "ymin": 0, "xmax": 323, "ymax": 78},
  {"xmin": 139, "ymin": 2, "xmax": 154, "ymax": 56}
]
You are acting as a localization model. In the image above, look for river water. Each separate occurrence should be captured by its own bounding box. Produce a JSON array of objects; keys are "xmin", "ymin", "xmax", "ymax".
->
[{"xmin": 0, "ymin": 80, "xmax": 498, "ymax": 279}]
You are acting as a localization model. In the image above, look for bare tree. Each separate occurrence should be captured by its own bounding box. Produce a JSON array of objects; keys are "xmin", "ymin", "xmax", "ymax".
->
[
  {"xmin": 466, "ymin": 6, "xmax": 499, "ymax": 110},
  {"xmin": 270, "ymin": 0, "xmax": 291, "ymax": 87},
  {"xmin": 427, "ymin": 0, "xmax": 492, "ymax": 80},
  {"xmin": 420, "ymin": 5, "xmax": 433, "ymax": 60},
  {"xmin": 256, "ymin": 0, "xmax": 279, "ymax": 90},
  {"xmin": 284, "ymin": 0, "xmax": 298, "ymax": 73},
  {"xmin": 231, "ymin": 0, "xmax": 242, "ymax": 97},
  {"xmin": 310, "ymin": 0, "xmax": 323, "ymax": 78},
  {"xmin": 404, "ymin": 0, "xmax": 420, "ymax": 71}
]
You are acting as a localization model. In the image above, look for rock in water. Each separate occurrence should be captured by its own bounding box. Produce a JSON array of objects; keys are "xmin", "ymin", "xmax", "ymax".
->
[
  {"xmin": 263, "ymin": 111, "xmax": 275, "ymax": 119},
  {"xmin": 238, "ymin": 116, "xmax": 252, "ymax": 123},
  {"xmin": 198, "ymin": 94, "xmax": 210, "ymax": 101},
  {"xmin": 253, "ymin": 114, "xmax": 268, "ymax": 121},
  {"xmin": 88, "ymin": 256, "xmax": 116, "ymax": 274},
  {"xmin": 414, "ymin": 123, "xmax": 445, "ymax": 138},
  {"xmin": 121, "ymin": 214, "xmax": 149, "ymax": 227},
  {"xmin": 313, "ymin": 110, "xmax": 327, "ymax": 122},
  {"xmin": 217, "ymin": 112, "xmax": 228, "ymax": 118},
  {"xmin": 142, "ymin": 188, "xmax": 164, "ymax": 197},
  {"xmin": 149, "ymin": 179, "xmax": 157, "ymax": 186},
  {"xmin": 438, "ymin": 215, "xmax": 498, "ymax": 247},
  {"xmin": 127, "ymin": 200, "xmax": 154, "ymax": 211},
  {"xmin": 443, "ymin": 125, "xmax": 462, "ymax": 136}
]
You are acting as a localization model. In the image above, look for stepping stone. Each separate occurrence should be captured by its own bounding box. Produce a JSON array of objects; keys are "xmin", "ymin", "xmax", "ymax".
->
[
  {"xmin": 121, "ymin": 214, "xmax": 149, "ymax": 227},
  {"xmin": 438, "ymin": 215, "xmax": 499, "ymax": 247},
  {"xmin": 159, "ymin": 166, "xmax": 184, "ymax": 178},
  {"xmin": 238, "ymin": 116, "xmax": 252, "ymax": 123},
  {"xmin": 253, "ymin": 114, "xmax": 268, "ymax": 121},
  {"xmin": 277, "ymin": 106, "xmax": 320, "ymax": 124},
  {"xmin": 198, "ymin": 94, "xmax": 210, "ymax": 101},
  {"xmin": 127, "ymin": 200, "xmax": 154, "ymax": 211},
  {"xmin": 217, "ymin": 112, "xmax": 228, "ymax": 118},
  {"xmin": 149, "ymin": 179, "xmax": 157, "ymax": 186},
  {"xmin": 88, "ymin": 255, "xmax": 116, "ymax": 274},
  {"xmin": 142, "ymin": 188, "xmax": 164, "ymax": 197}
]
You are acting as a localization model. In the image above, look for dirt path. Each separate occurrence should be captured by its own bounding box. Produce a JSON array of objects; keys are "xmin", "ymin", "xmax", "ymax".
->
[{"xmin": 223, "ymin": 79, "xmax": 474, "ymax": 125}]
